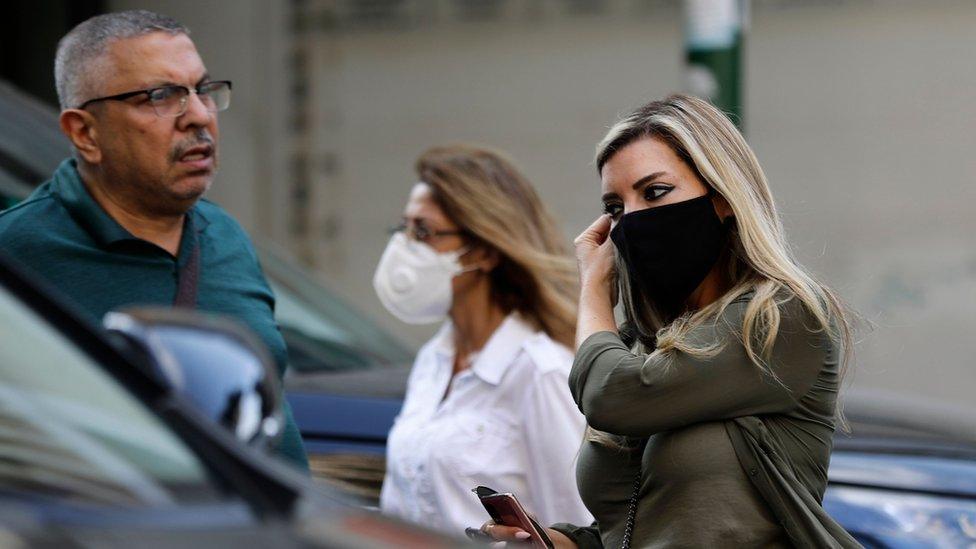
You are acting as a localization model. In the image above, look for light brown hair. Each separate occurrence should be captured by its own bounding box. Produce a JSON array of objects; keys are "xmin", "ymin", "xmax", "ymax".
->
[{"xmin": 416, "ymin": 144, "xmax": 578, "ymax": 347}]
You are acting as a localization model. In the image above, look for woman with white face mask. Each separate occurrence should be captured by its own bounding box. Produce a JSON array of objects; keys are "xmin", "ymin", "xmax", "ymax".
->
[{"xmin": 374, "ymin": 144, "xmax": 592, "ymax": 536}]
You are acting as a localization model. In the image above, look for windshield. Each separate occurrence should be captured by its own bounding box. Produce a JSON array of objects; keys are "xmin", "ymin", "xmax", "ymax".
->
[{"xmin": 0, "ymin": 285, "xmax": 226, "ymax": 508}]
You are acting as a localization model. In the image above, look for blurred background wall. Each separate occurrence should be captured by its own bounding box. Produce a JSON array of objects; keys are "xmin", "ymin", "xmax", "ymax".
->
[{"xmin": 6, "ymin": 0, "xmax": 975, "ymax": 408}]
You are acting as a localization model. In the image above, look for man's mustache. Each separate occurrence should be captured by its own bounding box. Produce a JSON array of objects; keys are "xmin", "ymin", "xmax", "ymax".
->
[{"xmin": 169, "ymin": 131, "xmax": 215, "ymax": 163}]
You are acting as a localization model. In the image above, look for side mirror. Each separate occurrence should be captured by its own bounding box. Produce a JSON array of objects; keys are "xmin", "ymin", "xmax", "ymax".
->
[{"xmin": 103, "ymin": 308, "xmax": 283, "ymax": 448}]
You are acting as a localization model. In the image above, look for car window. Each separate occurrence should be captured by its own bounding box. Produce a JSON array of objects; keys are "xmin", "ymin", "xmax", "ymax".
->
[
  {"xmin": 271, "ymin": 280, "xmax": 403, "ymax": 373},
  {"xmin": 260, "ymin": 246, "xmax": 413, "ymax": 374},
  {"xmin": 0, "ymin": 286, "xmax": 226, "ymax": 507},
  {"xmin": 272, "ymin": 279, "xmax": 360, "ymax": 348}
]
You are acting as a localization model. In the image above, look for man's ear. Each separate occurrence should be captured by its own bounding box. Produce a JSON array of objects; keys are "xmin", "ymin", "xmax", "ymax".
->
[{"xmin": 59, "ymin": 109, "xmax": 101, "ymax": 164}]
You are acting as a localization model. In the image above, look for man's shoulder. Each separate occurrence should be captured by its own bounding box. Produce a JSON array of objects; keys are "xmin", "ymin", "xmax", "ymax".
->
[{"xmin": 0, "ymin": 182, "xmax": 63, "ymax": 238}]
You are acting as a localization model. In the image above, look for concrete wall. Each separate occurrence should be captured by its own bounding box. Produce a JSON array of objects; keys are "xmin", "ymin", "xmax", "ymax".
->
[{"xmin": 111, "ymin": 0, "xmax": 976, "ymax": 409}]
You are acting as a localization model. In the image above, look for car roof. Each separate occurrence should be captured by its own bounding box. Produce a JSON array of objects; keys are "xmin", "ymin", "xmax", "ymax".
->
[
  {"xmin": 0, "ymin": 80, "xmax": 69, "ymax": 199},
  {"xmin": 840, "ymin": 388, "xmax": 976, "ymax": 458}
]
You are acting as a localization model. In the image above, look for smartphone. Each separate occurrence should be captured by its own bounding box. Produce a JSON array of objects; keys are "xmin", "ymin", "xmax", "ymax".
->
[{"xmin": 473, "ymin": 486, "xmax": 555, "ymax": 549}]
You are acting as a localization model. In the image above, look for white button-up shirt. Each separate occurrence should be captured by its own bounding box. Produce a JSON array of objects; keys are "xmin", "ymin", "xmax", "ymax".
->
[{"xmin": 380, "ymin": 314, "xmax": 593, "ymax": 535}]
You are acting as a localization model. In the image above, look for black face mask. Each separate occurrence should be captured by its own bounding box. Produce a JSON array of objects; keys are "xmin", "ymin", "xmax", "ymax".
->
[{"xmin": 610, "ymin": 194, "xmax": 729, "ymax": 321}]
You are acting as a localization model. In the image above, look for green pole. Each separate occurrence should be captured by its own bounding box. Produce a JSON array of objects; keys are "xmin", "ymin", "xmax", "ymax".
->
[{"xmin": 684, "ymin": 0, "xmax": 747, "ymax": 129}]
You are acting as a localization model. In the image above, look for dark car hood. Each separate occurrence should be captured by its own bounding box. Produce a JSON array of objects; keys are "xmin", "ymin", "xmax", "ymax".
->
[{"xmin": 830, "ymin": 389, "xmax": 976, "ymax": 497}]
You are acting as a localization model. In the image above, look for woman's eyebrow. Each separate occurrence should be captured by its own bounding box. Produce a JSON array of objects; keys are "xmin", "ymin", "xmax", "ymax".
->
[
  {"xmin": 630, "ymin": 171, "xmax": 669, "ymax": 190},
  {"xmin": 602, "ymin": 171, "xmax": 670, "ymax": 202}
]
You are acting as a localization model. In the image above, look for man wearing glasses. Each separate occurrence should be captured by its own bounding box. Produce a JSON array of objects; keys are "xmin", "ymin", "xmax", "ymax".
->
[{"xmin": 0, "ymin": 11, "xmax": 307, "ymax": 470}]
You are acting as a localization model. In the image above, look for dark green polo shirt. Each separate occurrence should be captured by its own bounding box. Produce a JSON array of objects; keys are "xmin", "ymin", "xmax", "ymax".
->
[{"xmin": 0, "ymin": 159, "xmax": 308, "ymax": 471}]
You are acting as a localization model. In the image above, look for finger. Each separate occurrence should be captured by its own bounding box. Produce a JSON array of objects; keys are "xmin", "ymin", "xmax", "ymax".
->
[
  {"xmin": 575, "ymin": 214, "xmax": 612, "ymax": 246},
  {"xmin": 485, "ymin": 523, "xmax": 531, "ymax": 542},
  {"xmin": 590, "ymin": 212, "xmax": 612, "ymax": 235}
]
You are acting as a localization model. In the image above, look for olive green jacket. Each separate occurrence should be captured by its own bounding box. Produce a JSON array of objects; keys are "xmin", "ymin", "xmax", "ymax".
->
[
  {"xmin": 724, "ymin": 415, "xmax": 862, "ymax": 548},
  {"xmin": 554, "ymin": 295, "xmax": 862, "ymax": 548}
]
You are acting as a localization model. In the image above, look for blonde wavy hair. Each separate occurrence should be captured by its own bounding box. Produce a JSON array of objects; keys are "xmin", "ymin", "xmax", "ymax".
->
[
  {"xmin": 416, "ymin": 144, "xmax": 578, "ymax": 347},
  {"xmin": 594, "ymin": 95, "xmax": 854, "ymax": 436}
]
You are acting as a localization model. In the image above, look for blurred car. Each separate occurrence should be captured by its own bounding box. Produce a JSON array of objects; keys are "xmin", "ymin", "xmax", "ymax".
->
[
  {"xmin": 0, "ymin": 250, "xmax": 463, "ymax": 548},
  {"xmin": 825, "ymin": 392, "xmax": 976, "ymax": 548},
  {"xmin": 3, "ymin": 77, "xmax": 976, "ymax": 547},
  {"xmin": 261, "ymin": 241, "xmax": 413, "ymax": 500}
]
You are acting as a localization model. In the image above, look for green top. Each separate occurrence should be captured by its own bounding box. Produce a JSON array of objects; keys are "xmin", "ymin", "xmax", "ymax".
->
[
  {"xmin": 553, "ymin": 295, "xmax": 860, "ymax": 548},
  {"xmin": 0, "ymin": 159, "xmax": 308, "ymax": 471}
]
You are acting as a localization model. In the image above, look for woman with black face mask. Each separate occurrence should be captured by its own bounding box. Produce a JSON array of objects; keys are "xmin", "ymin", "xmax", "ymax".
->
[{"xmin": 483, "ymin": 95, "xmax": 861, "ymax": 548}]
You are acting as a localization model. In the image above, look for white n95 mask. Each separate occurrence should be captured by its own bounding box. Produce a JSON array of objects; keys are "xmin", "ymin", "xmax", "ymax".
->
[{"xmin": 373, "ymin": 232, "xmax": 472, "ymax": 325}]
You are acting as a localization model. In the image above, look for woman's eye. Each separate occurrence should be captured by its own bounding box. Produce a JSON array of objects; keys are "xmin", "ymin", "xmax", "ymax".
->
[
  {"xmin": 602, "ymin": 203, "xmax": 622, "ymax": 219},
  {"xmin": 644, "ymin": 184, "xmax": 674, "ymax": 201}
]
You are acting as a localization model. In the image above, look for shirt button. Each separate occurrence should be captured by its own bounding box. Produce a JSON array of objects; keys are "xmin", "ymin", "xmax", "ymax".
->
[{"xmin": 749, "ymin": 468, "xmax": 758, "ymax": 477}]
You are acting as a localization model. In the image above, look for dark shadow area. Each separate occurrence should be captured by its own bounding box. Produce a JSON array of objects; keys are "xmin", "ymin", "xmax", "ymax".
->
[{"xmin": 0, "ymin": 0, "xmax": 104, "ymax": 108}]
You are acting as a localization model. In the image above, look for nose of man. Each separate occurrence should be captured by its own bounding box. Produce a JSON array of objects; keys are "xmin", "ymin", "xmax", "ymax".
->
[
  {"xmin": 177, "ymin": 91, "xmax": 215, "ymax": 131},
  {"xmin": 172, "ymin": 92, "xmax": 218, "ymax": 171}
]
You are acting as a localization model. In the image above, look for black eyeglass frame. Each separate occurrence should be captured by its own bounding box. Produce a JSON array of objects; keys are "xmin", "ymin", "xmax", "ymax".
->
[
  {"xmin": 388, "ymin": 221, "xmax": 465, "ymax": 243},
  {"xmin": 75, "ymin": 80, "xmax": 233, "ymax": 116}
]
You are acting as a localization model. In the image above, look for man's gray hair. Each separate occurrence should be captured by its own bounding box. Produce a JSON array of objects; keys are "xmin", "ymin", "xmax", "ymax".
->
[{"xmin": 54, "ymin": 10, "xmax": 189, "ymax": 110}]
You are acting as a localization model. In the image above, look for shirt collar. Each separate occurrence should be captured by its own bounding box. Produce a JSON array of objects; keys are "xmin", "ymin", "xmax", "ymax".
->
[
  {"xmin": 53, "ymin": 158, "xmax": 210, "ymax": 251},
  {"xmin": 54, "ymin": 159, "xmax": 133, "ymax": 247},
  {"xmin": 432, "ymin": 313, "xmax": 539, "ymax": 386}
]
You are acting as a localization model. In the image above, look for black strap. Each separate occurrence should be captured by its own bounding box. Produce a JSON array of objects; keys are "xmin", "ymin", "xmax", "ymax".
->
[
  {"xmin": 173, "ymin": 218, "xmax": 201, "ymax": 308},
  {"xmin": 620, "ymin": 468, "xmax": 641, "ymax": 549},
  {"xmin": 620, "ymin": 438, "xmax": 649, "ymax": 549}
]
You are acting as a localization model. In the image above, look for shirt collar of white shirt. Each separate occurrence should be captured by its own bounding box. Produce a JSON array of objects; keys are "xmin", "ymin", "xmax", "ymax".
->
[{"xmin": 431, "ymin": 312, "xmax": 539, "ymax": 386}]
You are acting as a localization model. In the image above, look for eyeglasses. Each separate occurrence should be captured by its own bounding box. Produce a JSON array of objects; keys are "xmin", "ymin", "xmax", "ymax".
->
[
  {"xmin": 389, "ymin": 221, "xmax": 464, "ymax": 243},
  {"xmin": 76, "ymin": 80, "xmax": 232, "ymax": 117}
]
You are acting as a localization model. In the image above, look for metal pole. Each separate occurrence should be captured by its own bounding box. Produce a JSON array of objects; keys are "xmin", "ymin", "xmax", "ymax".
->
[{"xmin": 684, "ymin": 0, "xmax": 748, "ymax": 129}]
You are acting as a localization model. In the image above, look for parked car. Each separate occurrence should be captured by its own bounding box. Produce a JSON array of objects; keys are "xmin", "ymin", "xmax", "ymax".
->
[
  {"xmin": 824, "ymin": 392, "xmax": 976, "ymax": 547},
  {"xmin": 0, "ymin": 250, "xmax": 466, "ymax": 547},
  {"xmin": 261, "ymin": 241, "xmax": 413, "ymax": 500}
]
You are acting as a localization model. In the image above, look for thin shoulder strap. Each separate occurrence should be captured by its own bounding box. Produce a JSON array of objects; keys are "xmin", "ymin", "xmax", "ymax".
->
[{"xmin": 173, "ymin": 216, "xmax": 201, "ymax": 308}]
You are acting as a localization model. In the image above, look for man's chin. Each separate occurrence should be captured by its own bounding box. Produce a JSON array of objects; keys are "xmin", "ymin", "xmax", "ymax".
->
[
  {"xmin": 177, "ymin": 172, "xmax": 214, "ymax": 197},
  {"xmin": 165, "ymin": 174, "xmax": 213, "ymax": 211}
]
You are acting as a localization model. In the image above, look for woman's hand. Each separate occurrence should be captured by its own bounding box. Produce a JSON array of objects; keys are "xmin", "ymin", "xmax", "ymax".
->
[
  {"xmin": 480, "ymin": 521, "xmax": 578, "ymax": 548},
  {"xmin": 574, "ymin": 214, "xmax": 615, "ymax": 291},
  {"xmin": 574, "ymin": 215, "xmax": 618, "ymax": 348}
]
